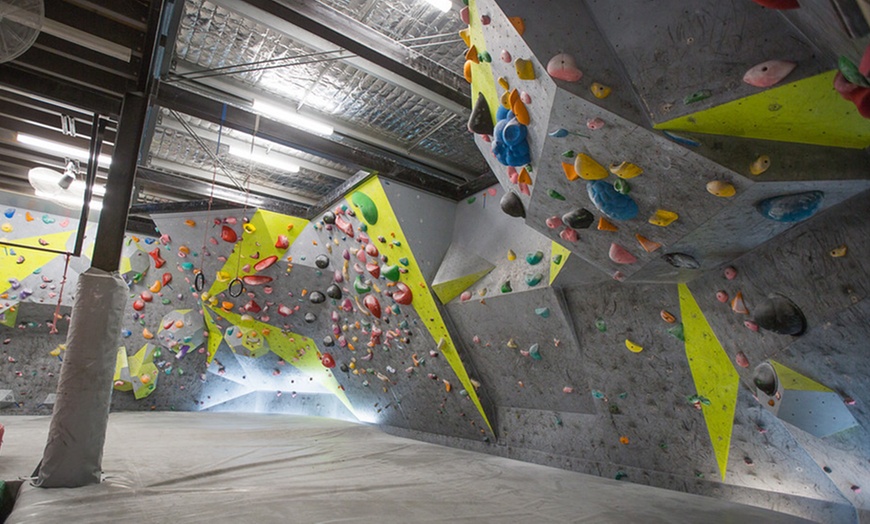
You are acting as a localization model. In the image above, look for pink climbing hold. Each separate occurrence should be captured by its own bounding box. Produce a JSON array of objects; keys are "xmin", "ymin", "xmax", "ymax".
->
[
  {"xmin": 507, "ymin": 166, "xmax": 519, "ymax": 184},
  {"xmin": 480, "ymin": 14, "xmax": 491, "ymax": 25},
  {"xmin": 520, "ymin": 91, "xmax": 531, "ymax": 104},
  {"xmin": 546, "ymin": 53, "xmax": 583, "ymax": 82},
  {"xmin": 365, "ymin": 243, "xmax": 379, "ymax": 257},
  {"xmin": 587, "ymin": 117, "xmax": 605, "ymax": 130},
  {"xmin": 254, "ymin": 255, "xmax": 278, "ymax": 272},
  {"xmin": 140, "ymin": 290, "xmax": 153, "ymax": 302},
  {"xmin": 724, "ymin": 266, "xmax": 737, "ymax": 280},
  {"xmin": 716, "ymin": 290, "xmax": 729, "ymax": 303},
  {"xmin": 220, "ymin": 225, "xmax": 237, "ymax": 243},
  {"xmin": 608, "ymin": 243, "xmax": 637, "ymax": 264},
  {"xmin": 860, "ymin": 41, "xmax": 870, "ymax": 77},
  {"xmin": 742, "ymin": 60, "xmax": 796, "ymax": 88},
  {"xmin": 459, "ymin": 6, "xmax": 469, "ymax": 24},
  {"xmin": 335, "ymin": 215, "xmax": 354, "ymax": 238},
  {"xmin": 744, "ymin": 320, "xmax": 759, "ymax": 331},
  {"xmin": 546, "ymin": 216, "xmax": 563, "ymax": 229},
  {"xmin": 560, "ymin": 227, "xmax": 578, "ymax": 243},
  {"xmin": 735, "ymin": 351, "xmax": 750, "ymax": 368},
  {"xmin": 460, "ymin": 291, "xmax": 472, "ymax": 302},
  {"xmin": 563, "ymin": 386, "xmax": 574, "ymax": 394},
  {"xmin": 500, "ymin": 50, "xmax": 512, "ymax": 63}
]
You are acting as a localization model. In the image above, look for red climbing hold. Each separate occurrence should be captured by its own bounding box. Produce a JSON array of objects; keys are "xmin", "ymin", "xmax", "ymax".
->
[
  {"xmin": 393, "ymin": 282, "xmax": 413, "ymax": 305},
  {"xmin": 162, "ymin": 272, "xmax": 173, "ymax": 286},
  {"xmin": 364, "ymin": 294, "xmax": 382, "ymax": 318},
  {"xmin": 321, "ymin": 352, "xmax": 336, "ymax": 368},
  {"xmin": 242, "ymin": 275, "xmax": 273, "ymax": 286},
  {"xmin": 221, "ymin": 225, "xmax": 237, "ymax": 243},
  {"xmin": 254, "ymin": 255, "xmax": 278, "ymax": 272},
  {"xmin": 132, "ymin": 300, "xmax": 145, "ymax": 311},
  {"xmin": 750, "ymin": 0, "xmax": 799, "ymax": 9},
  {"xmin": 366, "ymin": 263, "xmax": 381, "ymax": 279},
  {"xmin": 275, "ymin": 235, "xmax": 289, "ymax": 250},
  {"xmin": 334, "ymin": 215, "xmax": 354, "ymax": 238},
  {"xmin": 149, "ymin": 248, "xmax": 165, "ymax": 268},
  {"xmin": 365, "ymin": 243, "xmax": 379, "ymax": 257},
  {"xmin": 244, "ymin": 300, "xmax": 261, "ymax": 313}
]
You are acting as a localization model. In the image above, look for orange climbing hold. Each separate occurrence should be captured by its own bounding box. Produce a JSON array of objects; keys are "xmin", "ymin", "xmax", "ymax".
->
[
  {"xmin": 463, "ymin": 61, "xmax": 473, "ymax": 83},
  {"xmin": 465, "ymin": 45, "xmax": 479, "ymax": 64},
  {"xmin": 597, "ymin": 217, "xmax": 618, "ymax": 231},
  {"xmin": 731, "ymin": 291, "xmax": 749, "ymax": 315},
  {"xmin": 660, "ymin": 310, "xmax": 676, "ymax": 323},
  {"xmin": 561, "ymin": 162, "xmax": 580, "ymax": 181},
  {"xmin": 508, "ymin": 17, "xmax": 525, "ymax": 35},
  {"xmin": 512, "ymin": 99, "xmax": 530, "ymax": 125},
  {"xmin": 517, "ymin": 167, "xmax": 532, "ymax": 185},
  {"xmin": 635, "ymin": 234, "xmax": 662, "ymax": 253}
]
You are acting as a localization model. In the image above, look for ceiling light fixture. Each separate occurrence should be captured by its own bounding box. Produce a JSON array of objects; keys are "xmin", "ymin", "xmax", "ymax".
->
[
  {"xmin": 16, "ymin": 133, "xmax": 112, "ymax": 167},
  {"xmin": 251, "ymin": 100, "xmax": 334, "ymax": 136},
  {"xmin": 422, "ymin": 0, "xmax": 452, "ymax": 12},
  {"xmin": 228, "ymin": 144, "xmax": 301, "ymax": 173}
]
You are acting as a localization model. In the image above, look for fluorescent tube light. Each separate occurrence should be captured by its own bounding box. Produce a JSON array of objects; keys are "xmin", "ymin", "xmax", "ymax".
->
[
  {"xmin": 251, "ymin": 100, "xmax": 334, "ymax": 136},
  {"xmin": 34, "ymin": 190, "xmax": 102, "ymax": 211},
  {"xmin": 423, "ymin": 0, "xmax": 451, "ymax": 12},
  {"xmin": 16, "ymin": 133, "xmax": 112, "ymax": 167},
  {"xmin": 228, "ymin": 144, "xmax": 300, "ymax": 173}
]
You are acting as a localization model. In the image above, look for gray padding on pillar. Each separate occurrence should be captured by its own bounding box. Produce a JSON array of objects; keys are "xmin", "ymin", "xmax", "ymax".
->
[{"xmin": 35, "ymin": 268, "xmax": 128, "ymax": 488}]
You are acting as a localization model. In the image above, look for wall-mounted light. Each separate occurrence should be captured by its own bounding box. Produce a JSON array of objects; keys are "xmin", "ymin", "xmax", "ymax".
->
[
  {"xmin": 16, "ymin": 133, "xmax": 112, "ymax": 167},
  {"xmin": 251, "ymin": 100, "xmax": 334, "ymax": 136},
  {"xmin": 228, "ymin": 144, "xmax": 301, "ymax": 173}
]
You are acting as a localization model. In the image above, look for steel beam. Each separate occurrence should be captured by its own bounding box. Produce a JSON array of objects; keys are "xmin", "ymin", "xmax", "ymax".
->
[{"xmin": 0, "ymin": 64, "xmax": 122, "ymax": 117}]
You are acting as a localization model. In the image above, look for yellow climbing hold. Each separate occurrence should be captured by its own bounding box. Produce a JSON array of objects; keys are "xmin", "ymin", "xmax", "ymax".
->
[
  {"xmin": 706, "ymin": 180, "xmax": 736, "ymax": 197},
  {"xmin": 507, "ymin": 249, "xmax": 516, "ymax": 261},
  {"xmin": 497, "ymin": 77, "xmax": 510, "ymax": 90},
  {"xmin": 750, "ymin": 155, "xmax": 770, "ymax": 175},
  {"xmin": 573, "ymin": 153, "xmax": 609, "ymax": 180},
  {"xmin": 216, "ymin": 271, "xmax": 231, "ymax": 282},
  {"xmin": 649, "ymin": 209, "xmax": 678, "ymax": 227},
  {"xmin": 515, "ymin": 58, "xmax": 536, "ymax": 80},
  {"xmin": 609, "ymin": 161, "xmax": 643, "ymax": 179},
  {"xmin": 149, "ymin": 280, "xmax": 162, "ymax": 293},
  {"xmin": 459, "ymin": 28, "xmax": 470, "ymax": 47},
  {"xmin": 625, "ymin": 339, "xmax": 643, "ymax": 353},
  {"xmin": 830, "ymin": 245, "xmax": 848, "ymax": 257},
  {"xmin": 243, "ymin": 223, "xmax": 256, "ymax": 234},
  {"xmin": 1, "ymin": 223, "xmax": 11, "ymax": 233},
  {"xmin": 590, "ymin": 82, "xmax": 612, "ymax": 99}
]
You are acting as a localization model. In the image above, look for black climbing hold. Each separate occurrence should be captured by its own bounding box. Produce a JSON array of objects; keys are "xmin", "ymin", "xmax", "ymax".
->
[
  {"xmin": 309, "ymin": 291, "xmax": 326, "ymax": 304},
  {"xmin": 562, "ymin": 208, "xmax": 594, "ymax": 229},
  {"xmin": 752, "ymin": 293, "xmax": 806, "ymax": 336},
  {"xmin": 326, "ymin": 284, "xmax": 342, "ymax": 300},
  {"xmin": 753, "ymin": 362, "xmax": 778, "ymax": 396},
  {"xmin": 662, "ymin": 252, "xmax": 700, "ymax": 269},
  {"xmin": 500, "ymin": 191, "xmax": 525, "ymax": 218},
  {"xmin": 304, "ymin": 312, "xmax": 317, "ymax": 323},
  {"xmin": 340, "ymin": 364, "xmax": 349, "ymax": 372},
  {"xmin": 322, "ymin": 212, "xmax": 336, "ymax": 224},
  {"xmin": 315, "ymin": 254, "xmax": 330, "ymax": 269},
  {"xmin": 468, "ymin": 92, "xmax": 495, "ymax": 135}
]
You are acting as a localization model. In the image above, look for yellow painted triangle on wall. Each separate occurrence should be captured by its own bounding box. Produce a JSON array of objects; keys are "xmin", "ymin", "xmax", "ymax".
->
[
  {"xmin": 656, "ymin": 71, "xmax": 870, "ymax": 149},
  {"xmin": 549, "ymin": 241, "xmax": 571, "ymax": 285},
  {"xmin": 468, "ymin": 0, "xmax": 499, "ymax": 121},
  {"xmin": 678, "ymin": 283, "xmax": 739, "ymax": 481},
  {"xmin": 0, "ymin": 306, "xmax": 18, "ymax": 327},
  {"xmin": 432, "ymin": 266, "xmax": 494, "ymax": 304},
  {"xmin": 0, "ymin": 230, "xmax": 74, "ymax": 285},
  {"xmin": 201, "ymin": 306, "xmax": 224, "ymax": 364},
  {"xmin": 770, "ymin": 360, "xmax": 833, "ymax": 393},
  {"xmin": 346, "ymin": 177, "xmax": 493, "ymax": 433}
]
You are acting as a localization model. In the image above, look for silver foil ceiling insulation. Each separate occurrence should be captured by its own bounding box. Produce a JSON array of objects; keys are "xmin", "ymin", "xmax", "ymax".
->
[{"xmin": 175, "ymin": 0, "xmax": 486, "ymax": 179}]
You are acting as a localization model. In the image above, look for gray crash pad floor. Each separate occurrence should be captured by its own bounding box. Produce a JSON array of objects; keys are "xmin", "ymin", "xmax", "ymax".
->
[{"xmin": 1, "ymin": 412, "xmax": 814, "ymax": 523}]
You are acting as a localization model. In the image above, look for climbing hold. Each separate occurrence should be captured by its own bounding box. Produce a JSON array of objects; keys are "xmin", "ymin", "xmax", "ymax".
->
[
  {"xmin": 366, "ymin": 263, "xmax": 380, "ymax": 278},
  {"xmin": 716, "ymin": 290, "xmax": 729, "ymax": 303},
  {"xmin": 745, "ymin": 320, "xmax": 759, "ymax": 331},
  {"xmin": 625, "ymin": 339, "xmax": 643, "ymax": 353},
  {"xmin": 752, "ymin": 294, "xmax": 806, "ymax": 335},
  {"xmin": 354, "ymin": 276, "xmax": 372, "ymax": 294},
  {"xmin": 731, "ymin": 291, "xmax": 749, "ymax": 315},
  {"xmin": 660, "ymin": 310, "xmax": 676, "ymax": 323},
  {"xmin": 511, "ymin": 99, "xmax": 530, "ymax": 126},
  {"xmin": 393, "ymin": 282, "xmax": 413, "ymax": 305},
  {"xmin": 480, "ymin": 14, "xmax": 490, "ymax": 24},
  {"xmin": 314, "ymin": 254, "xmax": 330, "ymax": 269},
  {"xmin": 636, "ymin": 234, "xmax": 661, "ymax": 253},
  {"xmin": 751, "ymin": 0, "xmax": 799, "ymax": 8},
  {"xmin": 149, "ymin": 248, "xmax": 166, "ymax": 268},
  {"xmin": 132, "ymin": 300, "xmax": 145, "ymax": 311},
  {"xmin": 526, "ymin": 251, "xmax": 544, "ymax": 265},
  {"xmin": 613, "ymin": 179, "xmax": 630, "ymax": 195},
  {"xmin": 839, "ymin": 55, "xmax": 870, "ymax": 87},
  {"xmin": 509, "ymin": 16, "xmax": 525, "ymax": 35},
  {"xmin": 667, "ymin": 323, "xmax": 685, "ymax": 341},
  {"xmin": 468, "ymin": 93, "xmax": 495, "ymax": 135},
  {"xmin": 595, "ymin": 318, "xmax": 607, "ymax": 332},
  {"xmin": 743, "ymin": 60, "xmax": 796, "ymax": 88},
  {"xmin": 560, "ymin": 228, "xmax": 579, "ymax": 243},
  {"xmin": 588, "ymin": 180, "xmax": 639, "ymax": 221},
  {"xmin": 514, "ymin": 58, "xmax": 536, "ymax": 80},
  {"xmin": 706, "ymin": 180, "xmax": 736, "ymax": 197},
  {"xmin": 242, "ymin": 275, "xmax": 273, "ymax": 286},
  {"xmin": 325, "ymin": 284, "xmax": 342, "ymax": 300},
  {"xmin": 149, "ymin": 280, "xmax": 162, "ymax": 293},
  {"xmin": 735, "ymin": 351, "xmax": 750, "ymax": 368},
  {"xmin": 507, "ymin": 249, "xmax": 517, "ymax": 261},
  {"xmin": 321, "ymin": 352, "xmax": 336, "ymax": 368},
  {"xmin": 684, "ymin": 89, "xmax": 712, "ymax": 104},
  {"xmin": 609, "ymin": 161, "xmax": 643, "ymax": 179},
  {"xmin": 0, "ymin": 223, "xmax": 11, "ymax": 233},
  {"xmin": 220, "ymin": 226, "xmax": 237, "ymax": 243},
  {"xmin": 3, "ymin": 208, "xmax": 13, "ymax": 218},
  {"xmin": 243, "ymin": 223, "xmax": 256, "ymax": 234},
  {"xmin": 749, "ymin": 155, "xmax": 770, "ymax": 175},
  {"xmin": 648, "ymin": 209, "xmax": 678, "ymax": 227},
  {"xmin": 860, "ymin": 42, "xmax": 870, "ymax": 76},
  {"xmin": 322, "ymin": 211, "xmax": 336, "ymax": 224},
  {"xmin": 162, "ymin": 272, "xmax": 173, "ymax": 286},
  {"xmin": 517, "ymin": 167, "xmax": 532, "ymax": 185},
  {"xmin": 334, "ymin": 215, "xmax": 354, "ymax": 237},
  {"xmin": 309, "ymin": 291, "xmax": 326, "ymax": 304},
  {"xmin": 545, "ymin": 216, "xmax": 562, "ymax": 229},
  {"xmin": 501, "ymin": 281, "xmax": 512, "ymax": 293},
  {"xmin": 573, "ymin": 153, "xmax": 609, "ymax": 180},
  {"xmin": 548, "ymin": 189, "xmax": 566, "ymax": 200},
  {"xmin": 756, "ymin": 191, "xmax": 824, "ymax": 222},
  {"xmin": 662, "ymin": 253, "xmax": 700, "ymax": 269},
  {"xmin": 459, "ymin": 6, "xmax": 469, "ymax": 23},
  {"xmin": 382, "ymin": 264, "xmax": 400, "ymax": 282},
  {"xmin": 351, "ymin": 192, "xmax": 379, "ymax": 225},
  {"xmin": 597, "ymin": 217, "xmax": 618, "ymax": 232},
  {"xmin": 830, "ymin": 245, "xmax": 848, "ymax": 257},
  {"xmin": 562, "ymin": 208, "xmax": 594, "ymax": 229},
  {"xmin": 535, "ymin": 307, "xmax": 550, "ymax": 318},
  {"xmin": 500, "ymin": 191, "xmax": 525, "ymax": 218},
  {"xmin": 586, "ymin": 117, "xmax": 605, "ymax": 130},
  {"xmin": 546, "ymin": 53, "xmax": 583, "ymax": 82},
  {"xmin": 590, "ymin": 82, "xmax": 611, "ymax": 99},
  {"xmin": 465, "ymin": 45, "xmax": 479, "ymax": 64},
  {"xmin": 609, "ymin": 243, "xmax": 637, "ymax": 264},
  {"xmin": 142, "ymin": 328, "xmax": 154, "ymax": 340},
  {"xmin": 525, "ymin": 273, "xmax": 543, "ymax": 286},
  {"xmin": 529, "ymin": 343, "xmax": 542, "ymax": 360},
  {"xmin": 254, "ymin": 255, "xmax": 278, "ymax": 272},
  {"xmin": 724, "ymin": 266, "xmax": 737, "ymax": 280},
  {"xmin": 561, "ymin": 162, "xmax": 580, "ymax": 182}
]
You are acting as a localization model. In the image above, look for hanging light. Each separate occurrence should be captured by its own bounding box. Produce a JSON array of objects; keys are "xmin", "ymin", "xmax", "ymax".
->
[{"xmin": 57, "ymin": 160, "xmax": 77, "ymax": 190}]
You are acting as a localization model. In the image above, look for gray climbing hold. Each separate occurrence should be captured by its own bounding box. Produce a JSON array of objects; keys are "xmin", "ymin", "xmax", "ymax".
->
[
  {"xmin": 309, "ymin": 291, "xmax": 326, "ymax": 304},
  {"xmin": 315, "ymin": 254, "xmax": 330, "ymax": 269},
  {"xmin": 323, "ymin": 336, "xmax": 335, "ymax": 347},
  {"xmin": 562, "ymin": 208, "xmax": 594, "ymax": 229},
  {"xmin": 304, "ymin": 312, "xmax": 317, "ymax": 323},
  {"xmin": 500, "ymin": 191, "xmax": 525, "ymax": 218},
  {"xmin": 322, "ymin": 212, "xmax": 336, "ymax": 225},
  {"xmin": 326, "ymin": 284, "xmax": 342, "ymax": 300},
  {"xmin": 756, "ymin": 191, "xmax": 824, "ymax": 222},
  {"xmin": 752, "ymin": 294, "xmax": 806, "ymax": 336},
  {"xmin": 662, "ymin": 253, "xmax": 700, "ymax": 269},
  {"xmin": 468, "ymin": 92, "xmax": 495, "ymax": 135}
]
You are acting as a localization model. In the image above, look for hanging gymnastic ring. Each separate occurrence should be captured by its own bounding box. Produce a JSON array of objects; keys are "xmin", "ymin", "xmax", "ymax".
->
[
  {"xmin": 194, "ymin": 271, "xmax": 205, "ymax": 292},
  {"xmin": 228, "ymin": 277, "xmax": 243, "ymax": 297}
]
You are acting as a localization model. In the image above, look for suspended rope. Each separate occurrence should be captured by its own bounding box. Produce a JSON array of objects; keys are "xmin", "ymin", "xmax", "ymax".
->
[
  {"xmin": 196, "ymin": 103, "xmax": 228, "ymax": 293},
  {"xmin": 48, "ymin": 254, "xmax": 71, "ymax": 335},
  {"xmin": 228, "ymin": 115, "xmax": 260, "ymax": 299}
]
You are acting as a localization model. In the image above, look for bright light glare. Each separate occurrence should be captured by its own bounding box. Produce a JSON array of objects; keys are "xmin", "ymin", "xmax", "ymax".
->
[
  {"xmin": 251, "ymin": 100, "xmax": 334, "ymax": 136},
  {"xmin": 228, "ymin": 144, "xmax": 300, "ymax": 173},
  {"xmin": 34, "ymin": 190, "xmax": 102, "ymax": 211},
  {"xmin": 423, "ymin": 0, "xmax": 451, "ymax": 12},
  {"xmin": 16, "ymin": 133, "xmax": 112, "ymax": 167}
]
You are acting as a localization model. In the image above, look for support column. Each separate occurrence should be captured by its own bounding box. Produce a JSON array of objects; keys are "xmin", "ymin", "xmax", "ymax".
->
[{"xmin": 35, "ymin": 92, "xmax": 147, "ymax": 487}]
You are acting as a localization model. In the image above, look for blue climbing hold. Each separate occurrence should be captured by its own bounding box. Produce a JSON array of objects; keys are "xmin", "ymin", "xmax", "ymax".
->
[
  {"xmin": 756, "ymin": 191, "xmax": 824, "ymax": 222},
  {"xmin": 549, "ymin": 128, "xmax": 569, "ymax": 138},
  {"xmin": 587, "ymin": 180, "xmax": 639, "ymax": 221},
  {"xmin": 3, "ymin": 209, "xmax": 14, "ymax": 218},
  {"xmin": 492, "ymin": 110, "xmax": 531, "ymax": 167}
]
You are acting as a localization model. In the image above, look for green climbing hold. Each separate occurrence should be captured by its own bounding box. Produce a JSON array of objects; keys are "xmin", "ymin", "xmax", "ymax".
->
[
  {"xmin": 553, "ymin": 254, "xmax": 563, "ymax": 265},
  {"xmin": 161, "ymin": 298, "xmax": 171, "ymax": 305},
  {"xmin": 591, "ymin": 389, "xmax": 605, "ymax": 399},
  {"xmin": 526, "ymin": 273, "xmax": 543, "ymax": 286},
  {"xmin": 501, "ymin": 281, "xmax": 512, "ymax": 293},
  {"xmin": 382, "ymin": 264, "xmax": 401, "ymax": 282},
  {"xmin": 467, "ymin": 197, "xmax": 476, "ymax": 204},
  {"xmin": 399, "ymin": 257, "xmax": 409, "ymax": 266},
  {"xmin": 667, "ymin": 323, "xmax": 685, "ymax": 341},
  {"xmin": 529, "ymin": 343, "xmax": 542, "ymax": 360},
  {"xmin": 479, "ymin": 51, "xmax": 491, "ymax": 63},
  {"xmin": 615, "ymin": 471, "xmax": 628, "ymax": 480},
  {"xmin": 392, "ymin": 240, "xmax": 401, "ymax": 247},
  {"xmin": 354, "ymin": 275, "xmax": 372, "ymax": 294},
  {"xmin": 535, "ymin": 307, "xmax": 550, "ymax": 318},
  {"xmin": 595, "ymin": 317, "xmax": 606, "ymax": 332},
  {"xmin": 562, "ymin": 150, "xmax": 575, "ymax": 158},
  {"xmin": 526, "ymin": 251, "xmax": 544, "ymax": 265},
  {"xmin": 684, "ymin": 89, "xmax": 712, "ymax": 104},
  {"xmin": 613, "ymin": 179, "xmax": 630, "ymax": 194},
  {"xmin": 548, "ymin": 189, "xmax": 566, "ymax": 200},
  {"xmin": 359, "ymin": 224, "xmax": 367, "ymax": 232},
  {"xmin": 838, "ymin": 56, "xmax": 870, "ymax": 87}
]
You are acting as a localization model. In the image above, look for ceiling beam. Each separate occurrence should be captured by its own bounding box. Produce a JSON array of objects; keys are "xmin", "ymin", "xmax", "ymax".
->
[
  {"xmin": 210, "ymin": 0, "xmax": 470, "ymax": 115},
  {"xmin": 0, "ymin": 65, "xmax": 122, "ymax": 117}
]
